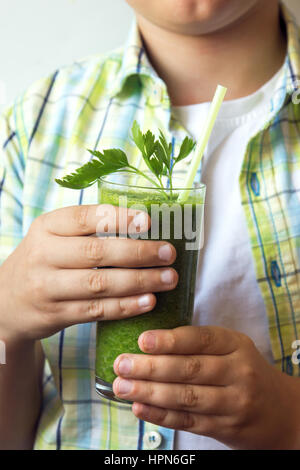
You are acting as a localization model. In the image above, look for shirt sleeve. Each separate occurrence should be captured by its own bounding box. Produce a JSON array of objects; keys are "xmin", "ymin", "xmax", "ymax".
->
[{"xmin": 0, "ymin": 106, "xmax": 25, "ymax": 265}]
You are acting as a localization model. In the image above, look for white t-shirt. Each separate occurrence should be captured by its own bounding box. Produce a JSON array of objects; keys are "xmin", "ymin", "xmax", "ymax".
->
[{"xmin": 172, "ymin": 63, "xmax": 285, "ymax": 450}]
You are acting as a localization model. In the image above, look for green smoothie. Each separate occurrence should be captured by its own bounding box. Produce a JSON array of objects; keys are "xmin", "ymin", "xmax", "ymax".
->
[
  {"xmin": 95, "ymin": 177, "xmax": 205, "ymax": 392},
  {"xmin": 53, "ymin": 117, "xmax": 208, "ymax": 403}
]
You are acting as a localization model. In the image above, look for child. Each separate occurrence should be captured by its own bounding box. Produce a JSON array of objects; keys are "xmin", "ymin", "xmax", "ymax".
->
[{"xmin": 0, "ymin": 0, "xmax": 299, "ymax": 450}]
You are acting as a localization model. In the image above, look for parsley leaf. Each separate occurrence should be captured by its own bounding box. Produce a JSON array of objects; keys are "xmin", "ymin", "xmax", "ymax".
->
[
  {"xmin": 175, "ymin": 136, "xmax": 196, "ymax": 163},
  {"xmin": 55, "ymin": 149, "xmax": 129, "ymax": 189},
  {"xmin": 55, "ymin": 121, "xmax": 196, "ymax": 197},
  {"xmin": 157, "ymin": 129, "xmax": 172, "ymax": 169},
  {"xmin": 131, "ymin": 120, "xmax": 145, "ymax": 155},
  {"xmin": 89, "ymin": 148, "xmax": 129, "ymax": 169}
]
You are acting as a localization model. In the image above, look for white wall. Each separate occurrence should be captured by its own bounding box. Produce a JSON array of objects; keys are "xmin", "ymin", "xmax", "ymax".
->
[
  {"xmin": 0, "ymin": 0, "xmax": 300, "ymax": 111},
  {"xmin": 0, "ymin": 0, "xmax": 133, "ymax": 110}
]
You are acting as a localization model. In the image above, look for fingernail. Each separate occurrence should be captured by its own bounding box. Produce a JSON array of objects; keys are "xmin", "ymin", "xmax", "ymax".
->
[
  {"xmin": 133, "ymin": 403, "xmax": 151, "ymax": 419},
  {"xmin": 117, "ymin": 379, "xmax": 133, "ymax": 395},
  {"xmin": 142, "ymin": 332, "xmax": 156, "ymax": 351},
  {"xmin": 161, "ymin": 269, "xmax": 174, "ymax": 284},
  {"xmin": 158, "ymin": 244, "xmax": 173, "ymax": 262},
  {"xmin": 118, "ymin": 357, "xmax": 133, "ymax": 375},
  {"xmin": 138, "ymin": 294, "xmax": 152, "ymax": 308},
  {"xmin": 133, "ymin": 212, "xmax": 148, "ymax": 231}
]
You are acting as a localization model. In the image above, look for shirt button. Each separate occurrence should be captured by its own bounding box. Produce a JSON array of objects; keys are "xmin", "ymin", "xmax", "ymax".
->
[{"xmin": 143, "ymin": 431, "xmax": 162, "ymax": 449}]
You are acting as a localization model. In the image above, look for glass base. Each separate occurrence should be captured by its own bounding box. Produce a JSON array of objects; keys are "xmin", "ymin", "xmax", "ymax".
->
[{"xmin": 95, "ymin": 376, "xmax": 133, "ymax": 404}]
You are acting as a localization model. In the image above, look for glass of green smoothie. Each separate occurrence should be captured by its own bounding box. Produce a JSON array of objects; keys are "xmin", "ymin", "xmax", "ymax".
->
[
  {"xmin": 55, "ymin": 86, "xmax": 226, "ymax": 405},
  {"xmin": 95, "ymin": 173, "xmax": 205, "ymax": 403},
  {"xmin": 54, "ymin": 114, "xmax": 224, "ymax": 403}
]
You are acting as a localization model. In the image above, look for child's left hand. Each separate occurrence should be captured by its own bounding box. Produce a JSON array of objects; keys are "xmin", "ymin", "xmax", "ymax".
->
[{"xmin": 113, "ymin": 325, "xmax": 300, "ymax": 449}]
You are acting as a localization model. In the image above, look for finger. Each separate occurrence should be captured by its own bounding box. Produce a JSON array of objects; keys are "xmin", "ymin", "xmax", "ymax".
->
[
  {"xmin": 47, "ymin": 236, "xmax": 176, "ymax": 269},
  {"xmin": 114, "ymin": 354, "xmax": 232, "ymax": 386},
  {"xmin": 54, "ymin": 293, "xmax": 157, "ymax": 326},
  {"xmin": 132, "ymin": 403, "xmax": 222, "ymax": 437},
  {"xmin": 138, "ymin": 326, "xmax": 240, "ymax": 356},
  {"xmin": 132, "ymin": 404, "xmax": 238, "ymax": 446},
  {"xmin": 113, "ymin": 378, "xmax": 232, "ymax": 415},
  {"xmin": 40, "ymin": 204, "xmax": 150, "ymax": 236},
  {"xmin": 47, "ymin": 267, "xmax": 178, "ymax": 300}
]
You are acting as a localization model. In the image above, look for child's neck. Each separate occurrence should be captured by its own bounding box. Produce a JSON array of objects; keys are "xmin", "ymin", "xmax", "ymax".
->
[{"xmin": 137, "ymin": 0, "xmax": 287, "ymax": 105}]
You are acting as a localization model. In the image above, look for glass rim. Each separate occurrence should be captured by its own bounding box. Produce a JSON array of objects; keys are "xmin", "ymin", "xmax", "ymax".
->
[{"xmin": 98, "ymin": 175, "xmax": 206, "ymax": 192}]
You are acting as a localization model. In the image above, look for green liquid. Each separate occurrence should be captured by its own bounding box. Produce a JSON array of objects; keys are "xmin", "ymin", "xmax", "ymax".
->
[{"xmin": 95, "ymin": 186, "xmax": 203, "ymax": 384}]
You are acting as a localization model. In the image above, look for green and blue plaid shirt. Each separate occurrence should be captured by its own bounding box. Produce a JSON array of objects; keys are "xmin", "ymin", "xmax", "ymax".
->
[{"xmin": 0, "ymin": 4, "xmax": 300, "ymax": 450}]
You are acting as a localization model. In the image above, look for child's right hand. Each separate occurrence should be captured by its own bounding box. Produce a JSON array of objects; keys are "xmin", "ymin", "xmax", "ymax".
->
[{"xmin": 0, "ymin": 204, "xmax": 177, "ymax": 344}]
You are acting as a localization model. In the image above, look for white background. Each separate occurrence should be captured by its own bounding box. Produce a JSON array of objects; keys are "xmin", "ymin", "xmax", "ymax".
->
[{"xmin": 0, "ymin": 0, "xmax": 299, "ymax": 110}]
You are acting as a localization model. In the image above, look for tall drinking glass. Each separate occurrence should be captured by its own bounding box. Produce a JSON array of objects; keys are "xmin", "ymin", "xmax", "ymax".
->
[{"xmin": 95, "ymin": 174, "xmax": 206, "ymax": 403}]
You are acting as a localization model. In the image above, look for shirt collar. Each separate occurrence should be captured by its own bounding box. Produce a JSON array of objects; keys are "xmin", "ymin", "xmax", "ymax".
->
[
  {"xmin": 281, "ymin": 2, "xmax": 300, "ymax": 94},
  {"xmin": 109, "ymin": 5, "xmax": 300, "ymax": 112},
  {"xmin": 257, "ymin": 3, "xmax": 300, "ymax": 121},
  {"xmin": 108, "ymin": 21, "xmax": 170, "ymax": 107}
]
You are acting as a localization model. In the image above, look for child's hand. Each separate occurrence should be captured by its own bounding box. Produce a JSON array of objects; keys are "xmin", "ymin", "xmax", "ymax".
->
[
  {"xmin": 113, "ymin": 325, "xmax": 300, "ymax": 449},
  {"xmin": 0, "ymin": 204, "xmax": 177, "ymax": 343}
]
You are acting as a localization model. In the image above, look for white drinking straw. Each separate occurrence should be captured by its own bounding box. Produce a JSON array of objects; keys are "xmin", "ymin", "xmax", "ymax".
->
[{"xmin": 177, "ymin": 85, "xmax": 227, "ymax": 203}]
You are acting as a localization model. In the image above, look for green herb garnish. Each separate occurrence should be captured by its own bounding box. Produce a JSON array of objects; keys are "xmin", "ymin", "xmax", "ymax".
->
[{"xmin": 55, "ymin": 121, "xmax": 196, "ymax": 198}]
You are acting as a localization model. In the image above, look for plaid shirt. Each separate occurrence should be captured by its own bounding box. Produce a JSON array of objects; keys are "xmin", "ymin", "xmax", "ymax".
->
[{"xmin": 0, "ymin": 4, "xmax": 300, "ymax": 450}]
